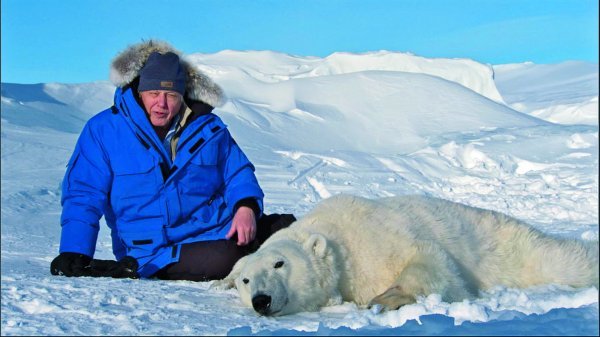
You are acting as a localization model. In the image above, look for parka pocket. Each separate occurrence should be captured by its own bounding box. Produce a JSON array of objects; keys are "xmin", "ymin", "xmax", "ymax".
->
[
  {"xmin": 185, "ymin": 142, "xmax": 222, "ymax": 192},
  {"xmin": 119, "ymin": 229, "xmax": 167, "ymax": 259},
  {"xmin": 189, "ymin": 140, "xmax": 219, "ymax": 166},
  {"xmin": 112, "ymin": 155, "xmax": 155, "ymax": 175},
  {"xmin": 111, "ymin": 155, "xmax": 157, "ymax": 202}
]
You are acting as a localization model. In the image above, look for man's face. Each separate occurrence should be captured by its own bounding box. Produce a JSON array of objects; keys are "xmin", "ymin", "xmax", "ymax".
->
[{"xmin": 139, "ymin": 90, "xmax": 183, "ymax": 129}]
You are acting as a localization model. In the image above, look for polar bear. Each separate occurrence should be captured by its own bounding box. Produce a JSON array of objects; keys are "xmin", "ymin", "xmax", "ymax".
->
[{"xmin": 212, "ymin": 194, "xmax": 599, "ymax": 316}]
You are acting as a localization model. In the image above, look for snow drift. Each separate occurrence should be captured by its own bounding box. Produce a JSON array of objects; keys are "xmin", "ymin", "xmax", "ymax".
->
[
  {"xmin": 188, "ymin": 50, "xmax": 505, "ymax": 103},
  {"xmin": 494, "ymin": 61, "xmax": 599, "ymax": 125}
]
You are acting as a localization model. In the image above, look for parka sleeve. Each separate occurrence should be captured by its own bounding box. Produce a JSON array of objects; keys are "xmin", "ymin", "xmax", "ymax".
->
[
  {"xmin": 219, "ymin": 130, "xmax": 264, "ymax": 217},
  {"xmin": 59, "ymin": 122, "xmax": 112, "ymax": 257}
]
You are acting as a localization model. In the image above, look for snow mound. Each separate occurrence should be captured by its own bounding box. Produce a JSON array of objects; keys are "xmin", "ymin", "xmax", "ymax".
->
[
  {"xmin": 494, "ymin": 61, "xmax": 599, "ymax": 125},
  {"xmin": 215, "ymin": 70, "xmax": 544, "ymax": 155},
  {"xmin": 1, "ymin": 82, "xmax": 114, "ymax": 133},
  {"xmin": 187, "ymin": 50, "xmax": 504, "ymax": 103},
  {"xmin": 315, "ymin": 51, "xmax": 504, "ymax": 103},
  {"xmin": 529, "ymin": 96, "xmax": 598, "ymax": 125}
]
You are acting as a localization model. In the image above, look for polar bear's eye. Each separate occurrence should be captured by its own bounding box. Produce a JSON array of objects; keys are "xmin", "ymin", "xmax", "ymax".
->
[
  {"xmin": 243, "ymin": 278, "xmax": 249, "ymax": 284},
  {"xmin": 274, "ymin": 261, "xmax": 284, "ymax": 269}
]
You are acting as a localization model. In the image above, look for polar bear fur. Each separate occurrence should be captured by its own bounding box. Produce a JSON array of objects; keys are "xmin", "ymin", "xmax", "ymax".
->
[{"xmin": 213, "ymin": 194, "xmax": 599, "ymax": 316}]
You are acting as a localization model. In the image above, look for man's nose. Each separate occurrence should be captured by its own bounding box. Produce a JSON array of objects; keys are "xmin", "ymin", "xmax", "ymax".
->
[{"xmin": 157, "ymin": 94, "xmax": 168, "ymax": 107}]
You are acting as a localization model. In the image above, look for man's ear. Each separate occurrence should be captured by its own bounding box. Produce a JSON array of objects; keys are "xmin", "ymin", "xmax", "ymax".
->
[{"xmin": 303, "ymin": 233, "xmax": 328, "ymax": 258}]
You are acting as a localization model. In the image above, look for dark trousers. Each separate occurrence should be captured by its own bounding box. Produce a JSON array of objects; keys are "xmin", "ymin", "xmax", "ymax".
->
[{"xmin": 154, "ymin": 213, "xmax": 296, "ymax": 281}]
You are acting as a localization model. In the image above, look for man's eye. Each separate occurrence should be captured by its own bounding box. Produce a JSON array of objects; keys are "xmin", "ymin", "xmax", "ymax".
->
[
  {"xmin": 167, "ymin": 93, "xmax": 181, "ymax": 102},
  {"xmin": 274, "ymin": 261, "xmax": 284, "ymax": 269}
]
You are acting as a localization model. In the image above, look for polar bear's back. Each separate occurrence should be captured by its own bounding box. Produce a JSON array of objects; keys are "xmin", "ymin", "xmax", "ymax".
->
[
  {"xmin": 379, "ymin": 195, "xmax": 598, "ymax": 288},
  {"xmin": 297, "ymin": 194, "xmax": 598, "ymax": 291}
]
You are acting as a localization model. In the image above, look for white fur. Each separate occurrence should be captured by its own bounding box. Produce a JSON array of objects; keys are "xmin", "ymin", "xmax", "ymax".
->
[
  {"xmin": 213, "ymin": 194, "xmax": 599, "ymax": 316},
  {"xmin": 109, "ymin": 39, "xmax": 225, "ymax": 107}
]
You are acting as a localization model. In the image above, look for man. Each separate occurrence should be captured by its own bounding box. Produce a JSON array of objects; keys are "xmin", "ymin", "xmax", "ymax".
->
[{"xmin": 51, "ymin": 40, "xmax": 293, "ymax": 281}]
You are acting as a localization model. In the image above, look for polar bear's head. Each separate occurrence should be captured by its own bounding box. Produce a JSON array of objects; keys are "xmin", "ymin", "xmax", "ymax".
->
[{"xmin": 214, "ymin": 233, "xmax": 341, "ymax": 316}]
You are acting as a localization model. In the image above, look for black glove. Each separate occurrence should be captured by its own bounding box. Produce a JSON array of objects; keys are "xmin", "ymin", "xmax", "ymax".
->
[
  {"xmin": 50, "ymin": 252, "xmax": 93, "ymax": 277},
  {"xmin": 89, "ymin": 256, "xmax": 139, "ymax": 279},
  {"xmin": 51, "ymin": 253, "xmax": 139, "ymax": 279},
  {"xmin": 113, "ymin": 256, "xmax": 139, "ymax": 279}
]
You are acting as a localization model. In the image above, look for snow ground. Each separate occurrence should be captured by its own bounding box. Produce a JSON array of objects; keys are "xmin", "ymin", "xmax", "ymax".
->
[{"xmin": 1, "ymin": 51, "xmax": 598, "ymax": 335}]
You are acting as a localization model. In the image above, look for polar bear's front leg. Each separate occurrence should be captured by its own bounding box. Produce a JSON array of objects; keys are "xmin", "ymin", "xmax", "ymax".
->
[
  {"xmin": 210, "ymin": 255, "xmax": 250, "ymax": 290},
  {"xmin": 368, "ymin": 245, "xmax": 472, "ymax": 311},
  {"xmin": 368, "ymin": 263, "xmax": 432, "ymax": 310}
]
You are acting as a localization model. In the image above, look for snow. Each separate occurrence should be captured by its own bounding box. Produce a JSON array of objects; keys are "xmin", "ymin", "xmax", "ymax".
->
[
  {"xmin": 188, "ymin": 50, "xmax": 504, "ymax": 103},
  {"xmin": 494, "ymin": 61, "xmax": 599, "ymax": 125},
  {"xmin": 1, "ymin": 50, "xmax": 598, "ymax": 335}
]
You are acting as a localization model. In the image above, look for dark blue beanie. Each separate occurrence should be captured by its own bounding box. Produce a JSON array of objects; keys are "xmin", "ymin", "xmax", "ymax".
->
[{"xmin": 138, "ymin": 52, "xmax": 187, "ymax": 95}]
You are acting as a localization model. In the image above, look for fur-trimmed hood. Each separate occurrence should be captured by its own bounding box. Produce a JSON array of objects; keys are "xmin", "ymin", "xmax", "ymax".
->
[{"xmin": 109, "ymin": 40, "xmax": 225, "ymax": 108}]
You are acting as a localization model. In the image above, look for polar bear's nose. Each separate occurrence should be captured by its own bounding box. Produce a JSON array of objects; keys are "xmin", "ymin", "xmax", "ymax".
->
[{"xmin": 252, "ymin": 294, "xmax": 272, "ymax": 315}]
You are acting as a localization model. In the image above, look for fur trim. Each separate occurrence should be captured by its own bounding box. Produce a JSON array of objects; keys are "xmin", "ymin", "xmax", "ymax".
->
[{"xmin": 110, "ymin": 39, "xmax": 225, "ymax": 107}]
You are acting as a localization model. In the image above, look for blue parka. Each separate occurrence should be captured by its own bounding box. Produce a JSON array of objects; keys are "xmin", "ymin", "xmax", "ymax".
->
[{"xmin": 59, "ymin": 83, "xmax": 264, "ymax": 277}]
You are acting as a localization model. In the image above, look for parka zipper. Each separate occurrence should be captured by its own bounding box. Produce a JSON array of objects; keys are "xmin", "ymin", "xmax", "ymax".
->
[{"xmin": 119, "ymin": 100, "xmax": 171, "ymax": 166}]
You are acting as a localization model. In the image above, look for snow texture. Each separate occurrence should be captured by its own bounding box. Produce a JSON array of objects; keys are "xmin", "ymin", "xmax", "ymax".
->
[{"xmin": 1, "ymin": 50, "xmax": 598, "ymax": 335}]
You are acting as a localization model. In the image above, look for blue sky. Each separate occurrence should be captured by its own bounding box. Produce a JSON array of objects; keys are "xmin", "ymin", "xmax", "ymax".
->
[{"xmin": 1, "ymin": 0, "xmax": 598, "ymax": 84}]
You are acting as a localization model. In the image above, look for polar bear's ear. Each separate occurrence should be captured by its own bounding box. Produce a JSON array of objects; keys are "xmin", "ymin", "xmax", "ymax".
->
[{"xmin": 304, "ymin": 233, "xmax": 328, "ymax": 258}]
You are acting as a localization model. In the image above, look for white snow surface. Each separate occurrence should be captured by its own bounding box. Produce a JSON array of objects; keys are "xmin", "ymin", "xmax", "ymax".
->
[
  {"xmin": 494, "ymin": 61, "xmax": 599, "ymax": 125},
  {"xmin": 1, "ymin": 50, "xmax": 598, "ymax": 335}
]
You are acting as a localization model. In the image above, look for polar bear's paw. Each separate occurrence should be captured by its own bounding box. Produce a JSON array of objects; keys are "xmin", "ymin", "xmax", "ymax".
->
[
  {"xmin": 210, "ymin": 278, "xmax": 235, "ymax": 291},
  {"xmin": 367, "ymin": 285, "xmax": 416, "ymax": 312},
  {"xmin": 369, "ymin": 303, "xmax": 384, "ymax": 314}
]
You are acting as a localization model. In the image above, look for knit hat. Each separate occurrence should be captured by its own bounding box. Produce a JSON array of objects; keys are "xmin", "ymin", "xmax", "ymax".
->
[{"xmin": 138, "ymin": 51, "xmax": 187, "ymax": 95}]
